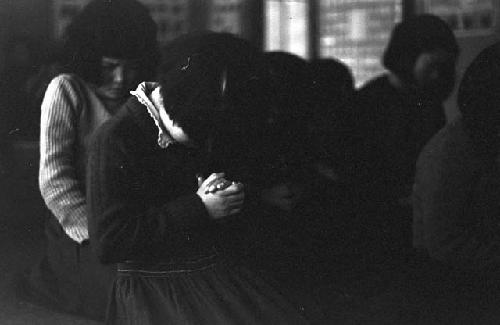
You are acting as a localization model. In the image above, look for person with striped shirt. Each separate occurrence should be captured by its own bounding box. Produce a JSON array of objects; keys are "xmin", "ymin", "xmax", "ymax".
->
[{"xmin": 21, "ymin": 0, "xmax": 159, "ymax": 321}]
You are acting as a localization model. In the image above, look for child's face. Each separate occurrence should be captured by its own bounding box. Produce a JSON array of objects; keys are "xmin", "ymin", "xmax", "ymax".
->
[{"xmin": 97, "ymin": 56, "xmax": 141, "ymax": 102}]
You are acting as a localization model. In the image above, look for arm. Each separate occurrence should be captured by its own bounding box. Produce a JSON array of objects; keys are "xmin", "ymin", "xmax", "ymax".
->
[
  {"xmin": 39, "ymin": 75, "xmax": 88, "ymax": 243},
  {"xmin": 87, "ymin": 127, "xmax": 213, "ymax": 264}
]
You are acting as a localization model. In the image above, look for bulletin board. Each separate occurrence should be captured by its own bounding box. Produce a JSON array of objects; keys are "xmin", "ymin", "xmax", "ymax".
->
[
  {"xmin": 52, "ymin": 0, "xmax": 90, "ymax": 39},
  {"xmin": 424, "ymin": 0, "xmax": 496, "ymax": 37},
  {"xmin": 139, "ymin": 0, "xmax": 190, "ymax": 43},
  {"xmin": 52, "ymin": 0, "xmax": 190, "ymax": 44},
  {"xmin": 208, "ymin": 0, "xmax": 244, "ymax": 35}
]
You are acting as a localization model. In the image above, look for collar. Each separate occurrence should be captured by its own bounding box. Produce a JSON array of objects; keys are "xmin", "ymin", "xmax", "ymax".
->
[{"xmin": 130, "ymin": 82, "xmax": 175, "ymax": 149}]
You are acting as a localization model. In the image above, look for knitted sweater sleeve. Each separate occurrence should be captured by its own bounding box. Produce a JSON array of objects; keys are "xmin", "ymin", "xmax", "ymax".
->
[{"xmin": 39, "ymin": 75, "xmax": 88, "ymax": 243}]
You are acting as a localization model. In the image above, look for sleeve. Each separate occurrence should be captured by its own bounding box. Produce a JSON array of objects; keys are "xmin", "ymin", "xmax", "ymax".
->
[
  {"xmin": 87, "ymin": 126, "xmax": 212, "ymax": 264},
  {"xmin": 39, "ymin": 75, "xmax": 88, "ymax": 243},
  {"xmin": 414, "ymin": 150, "xmax": 500, "ymax": 271}
]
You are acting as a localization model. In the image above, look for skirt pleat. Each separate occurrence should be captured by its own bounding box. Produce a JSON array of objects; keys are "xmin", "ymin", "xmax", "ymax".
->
[{"xmin": 107, "ymin": 260, "xmax": 312, "ymax": 325}]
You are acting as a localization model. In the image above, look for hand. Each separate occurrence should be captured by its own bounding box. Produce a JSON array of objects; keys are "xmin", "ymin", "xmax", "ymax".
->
[{"xmin": 197, "ymin": 173, "xmax": 245, "ymax": 220}]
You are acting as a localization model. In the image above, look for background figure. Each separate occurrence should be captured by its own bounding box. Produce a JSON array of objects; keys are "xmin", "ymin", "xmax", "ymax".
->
[
  {"xmin": 413, "ymin": 42, "xmax": 500, "ymax": 277},
  {"xmin": 349, "ymin": 14, "xmax": 459, "ymax": 270},
  {"xmin": 259, "ymin": 51, "xmax": 311, "ymax": 189},
  {"xmin": 243, "ymin": 51, "xmax": 337, "ymax": 295},
  {"xmin": 250, "ymin": 51, "xmax": 310, "ymax": 276},
  {"xmin": 306, "ymin": 58, "xmax": 354, "ymax": 182},
  {"xmin": 303, "ymin": 58, "xmax": 359, "ymax": 281},
  {"xmin": 411, "ymin": 42, "xmax": 500, "ymax": 318},
  {"xmin": 22, "ymin": 0, "xmax": 159, "ymax": 321}
]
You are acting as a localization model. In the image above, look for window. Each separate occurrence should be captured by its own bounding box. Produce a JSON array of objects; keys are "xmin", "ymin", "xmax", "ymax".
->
[
  {"xmin": 320, "ymin": 0, "xmax": 401, "ymax": 86},
  {"xmin": 265, "ymin": 0, "xmax": 402, "ymax": 86},
  {"xmin": 265, "ymin": 0, "xmax": 310, "ymax": 58}
]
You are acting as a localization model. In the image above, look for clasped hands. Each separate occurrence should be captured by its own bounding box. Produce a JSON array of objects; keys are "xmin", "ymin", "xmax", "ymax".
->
[{"xmin": 196, "ymin": 173, "xmax": 244, "ymax": 220}]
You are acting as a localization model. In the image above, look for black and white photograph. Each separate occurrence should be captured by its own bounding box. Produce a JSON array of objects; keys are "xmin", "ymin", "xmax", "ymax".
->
[{"xmin": 1, "ymin": 0, "xmax": 500, "ymax": 324}]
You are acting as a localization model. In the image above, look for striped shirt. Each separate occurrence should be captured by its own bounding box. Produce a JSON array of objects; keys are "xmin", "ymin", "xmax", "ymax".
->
[{"xmin": 39, "ymin": 74, "xmax": 116, "ymax": 243}]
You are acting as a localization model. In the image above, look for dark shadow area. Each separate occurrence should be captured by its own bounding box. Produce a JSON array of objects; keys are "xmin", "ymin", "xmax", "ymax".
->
[{"xmin": 0, "ymin": 140, "xmax": 101, "ymax": 324}]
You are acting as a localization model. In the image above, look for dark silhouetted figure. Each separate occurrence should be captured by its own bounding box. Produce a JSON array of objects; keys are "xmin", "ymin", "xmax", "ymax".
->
[
  {"xmin": 414, "ymin": 42, "xmax": 500, "ymax": 276},
  {"xmin": 306, "ymin": 58, "xmax": 355, "ymax": 183},
  {"xmin": 350, "ymin": 14, "xmax": 459, "ymax": 270},
  {"xmin": 411, "ymin": 42, "xmax": 500, "ymax": 323}
]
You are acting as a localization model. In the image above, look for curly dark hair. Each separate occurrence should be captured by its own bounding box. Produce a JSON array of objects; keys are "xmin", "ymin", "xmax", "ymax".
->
[
  {"xmin": 157, "ymin": 32, "xmax": 271, "ymax": 178},
  {"xmin": 158, "ymin": 32, "xmax": 268, "ymax": 145},
  {"xmin": 62, "ymin": 0, "xmax": 160, "ymax": 85}
]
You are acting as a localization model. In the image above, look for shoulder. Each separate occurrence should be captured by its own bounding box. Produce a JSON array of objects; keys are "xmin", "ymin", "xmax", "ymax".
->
[
  {"xmin": 357, "ymin": 75, "xmax": 390, "ymax": 96},
  {"xmin": 43, "ymin": 73, "xmax": 92, "ymax": 108},
  {"xmin": 423, "ymin": 120, "xmax": 468, "ymax": 158},
  {"xmin": 46, "ymin": 73, "xmax": 88, "ymax": 93},
  {"xmin": 355, "ymin": 75, "xmax": 394, "ymax": 109},
  {"xmin": 417, "ymin": 120, "xmax": 475, "ymax": 181},
  {"xmin": 417, "ymin": 128, "xmax": 447, "ymax": 168},
  {"xmin": 354, "ymin": 75, "xmax": 392, "ymax": 121}
]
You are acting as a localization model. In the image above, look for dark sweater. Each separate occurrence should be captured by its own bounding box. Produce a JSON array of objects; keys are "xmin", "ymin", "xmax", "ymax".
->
[
  {"xmin": 87, "ymin": 97, "xmax": 217, "ymax": 264},
  {"xmin": 352, "ymin": 75, "xmax": 446, "ymax": 204}
]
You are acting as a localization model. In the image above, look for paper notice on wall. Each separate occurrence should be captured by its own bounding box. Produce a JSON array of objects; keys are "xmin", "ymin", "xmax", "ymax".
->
[
  {"xmin": 142, "ymin": 0, "xmax": 190, "ymax": 43},
  {"xmin": 52, "ymin": 0, "xmax": 189, "ymax": 43},
  {"xmin": 349, "ymin": 9, "xmax": 368, "ymax": 41},
  {"xmin": 209, "ymin": 0, "xmax": 243, "ymax": 35},
  {"xmin": 424, "ymin": 0, "xmax": 496, "ymax": 36},
  {"xmin": 53, "ymin": 0, "xmax": 90, "ymax": 39}
]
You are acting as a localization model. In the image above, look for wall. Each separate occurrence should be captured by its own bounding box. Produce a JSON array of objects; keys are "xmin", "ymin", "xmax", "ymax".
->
[
  {"xmin": 0, "ymin": 0, "xmax": 50, "ymax": 72},
  {"xmin": 0, "ymin": 0, "xmax": 261, "ymax": 72}
]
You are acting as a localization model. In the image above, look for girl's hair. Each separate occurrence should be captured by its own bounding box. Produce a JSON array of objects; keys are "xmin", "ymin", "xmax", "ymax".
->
[
  {"xmin": 307, "ymin": 58, "xmax": 354, "ymax": 108},
  {"xmin": 158, "ymin": 32, "xmax": 268, "ymax": 146},
  {"xmin": 263, "ymin": 51, "xmax": 309, "ymax": 123},
  {"xmin": 157, "ymin": 32, "xmax": 270, "ymax": 178},
  {"xmin": 383, "ymin": 14, "xmax": 459, "ymax": 83},
  {"xmin": 62, "ymin": 0, "xmax": 160, "ymax": 84},
  {"xmin": 458, "ymin": 42, "xmax": 500, "ymax": 153}
]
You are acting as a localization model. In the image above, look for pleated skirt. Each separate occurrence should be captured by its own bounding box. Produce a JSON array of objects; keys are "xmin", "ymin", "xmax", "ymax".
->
[{"xmin": 107, "ymin": 254, "xmax": 313, "ymax": 325}]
